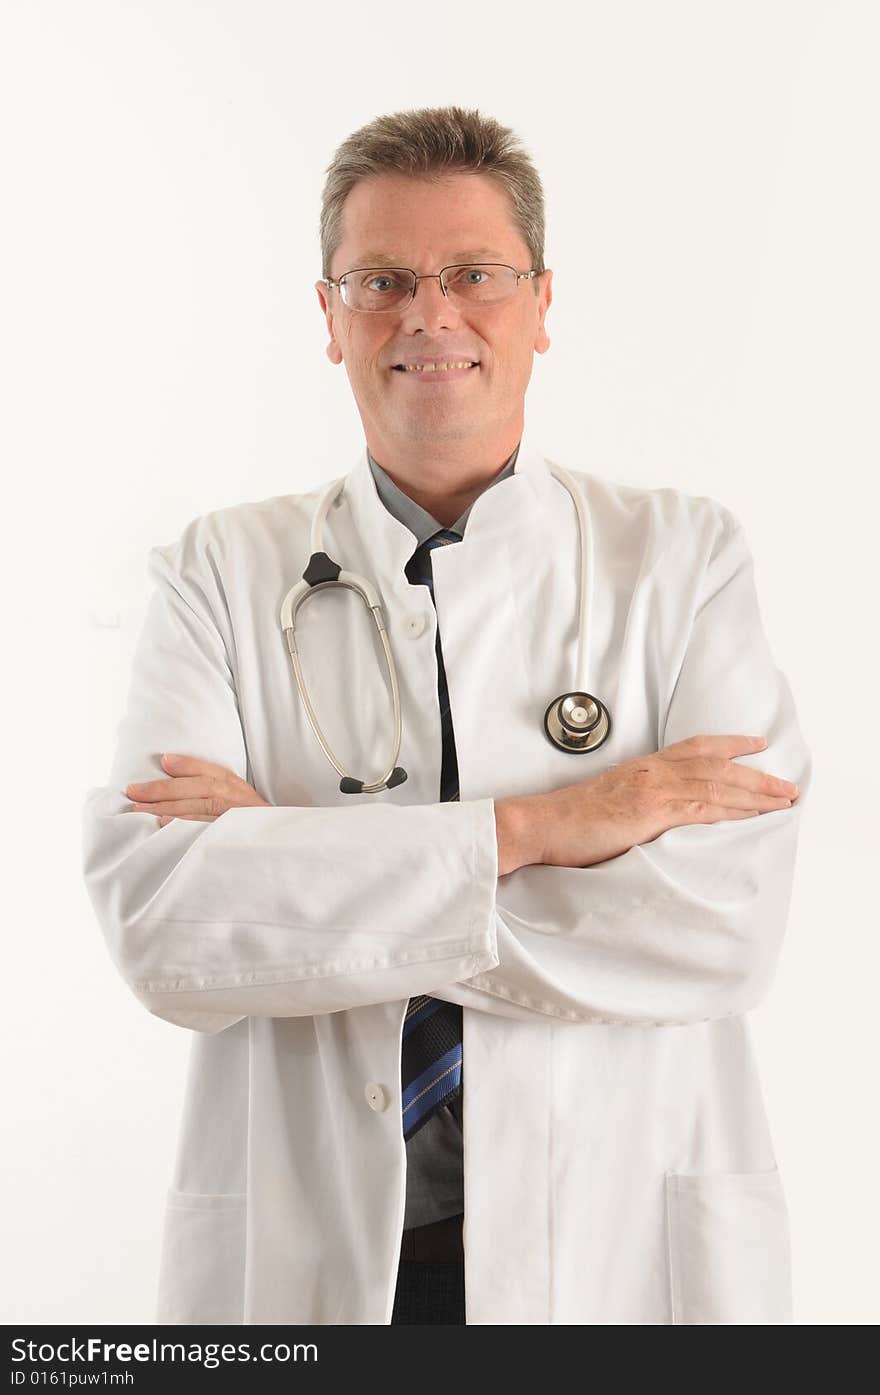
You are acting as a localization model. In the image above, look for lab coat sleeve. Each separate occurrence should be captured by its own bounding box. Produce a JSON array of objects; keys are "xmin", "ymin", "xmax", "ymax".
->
[
  {"xmin": 81, "ymin": 528, "xmax": 501, "ymax": 1035},
  {"xmin": 438, "ymin": 503, "xmax": 812, "ymax": 1027}
]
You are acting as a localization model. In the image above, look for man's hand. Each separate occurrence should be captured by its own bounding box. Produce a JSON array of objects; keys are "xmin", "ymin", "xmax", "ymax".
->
[
  {"xmin": 495, "ymin": 734, "xmax": 799, "ymax": 874},
  {"xmin": 124, "ymin": 753, "xmax": 273, "ymax": 826}
]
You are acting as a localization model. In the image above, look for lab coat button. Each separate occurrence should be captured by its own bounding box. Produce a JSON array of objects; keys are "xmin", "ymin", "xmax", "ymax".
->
[
  {"xmin": 403, "ymin": 613, "xmax": 427, "ymax": 638},
  {"xmin": 365, "ymin": 1082, "xmax": 389, "ymax": 1112}
]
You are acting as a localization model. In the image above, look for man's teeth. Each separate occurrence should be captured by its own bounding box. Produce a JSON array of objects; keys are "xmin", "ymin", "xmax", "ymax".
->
[{"xmin": 399, "ymin": 361, "xmax": 477, "ymax": 372}]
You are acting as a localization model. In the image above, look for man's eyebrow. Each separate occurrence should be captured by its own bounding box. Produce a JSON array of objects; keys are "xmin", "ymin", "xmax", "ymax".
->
[{"xmin": 347, "ymin": 249, "xmax": 510, "ymax": 268}]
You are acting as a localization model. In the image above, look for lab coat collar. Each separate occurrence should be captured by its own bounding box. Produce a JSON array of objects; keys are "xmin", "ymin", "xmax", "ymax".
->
[
  {"xmin": 366, "ymin": 443, "xmax": 521, "ymax": 544},
  {"xmin": 339, "ymin": 428, "xmax": 558, "ymax": 595}
]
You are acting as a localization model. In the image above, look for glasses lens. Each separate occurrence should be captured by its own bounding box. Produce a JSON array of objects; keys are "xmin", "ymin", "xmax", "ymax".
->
[
  {"xmin": 444, "ymin": 264, "xmax": 517, "ymax": 305},
  {"xmin": 342, "ymin": 269, "xmax": 415, "ymax": 312},
  {"xmin": 341, "ymin": 265, "xmax": 518, "ymax": 311}
]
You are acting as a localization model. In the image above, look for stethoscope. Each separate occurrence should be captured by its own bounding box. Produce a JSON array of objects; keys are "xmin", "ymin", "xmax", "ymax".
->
[{"xmin": 279, "ymin": 462, "xmax": 611, "ymax": 794}]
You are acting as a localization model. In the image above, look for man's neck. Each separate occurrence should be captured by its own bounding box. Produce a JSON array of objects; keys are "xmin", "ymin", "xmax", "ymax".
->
[{"xmin": 364, "ymin": 432, "xmax": 522, "ymax": 529}]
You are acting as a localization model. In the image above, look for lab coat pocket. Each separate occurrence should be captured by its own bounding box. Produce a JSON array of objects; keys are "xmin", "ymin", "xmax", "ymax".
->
[
  {"xmin": 665, "ymin": 1166, "xmax": 792, "ymax": 1325},
  {"xmin": 156, "ymin": 1189, "xmax": 247, "ymax": 1325}
]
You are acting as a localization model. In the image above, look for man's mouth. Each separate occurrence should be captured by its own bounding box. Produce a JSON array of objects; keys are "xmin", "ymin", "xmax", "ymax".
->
[{"xmin": 391, "ymin": 361, "xmax": 480, "ymax": 375}]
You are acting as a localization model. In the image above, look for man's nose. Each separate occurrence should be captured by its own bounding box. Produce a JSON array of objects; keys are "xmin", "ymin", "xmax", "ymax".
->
[{"xmin": 397, "ymin": 274, "xmax": 462, "ymax": 330}]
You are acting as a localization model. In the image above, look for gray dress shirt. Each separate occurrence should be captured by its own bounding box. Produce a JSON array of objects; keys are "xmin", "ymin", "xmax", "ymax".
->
[{"xmin": 366, "ymin": 441, "xmax": 521, "ymax": 1229}]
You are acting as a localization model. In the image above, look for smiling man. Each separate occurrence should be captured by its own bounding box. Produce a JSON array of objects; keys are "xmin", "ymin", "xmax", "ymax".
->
[
  {"xmin": 314, "ymin": 168, "xmax": 552, "ymax": 528},
  {"xmin": 82, "ymin": 105, "xmax": 811, "ymax": 1328}
]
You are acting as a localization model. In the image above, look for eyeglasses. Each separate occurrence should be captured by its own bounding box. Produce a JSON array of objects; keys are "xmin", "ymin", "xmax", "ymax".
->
[{"xmin": 322, "ymin": 263, "xmax": 540, "ymax": 313}]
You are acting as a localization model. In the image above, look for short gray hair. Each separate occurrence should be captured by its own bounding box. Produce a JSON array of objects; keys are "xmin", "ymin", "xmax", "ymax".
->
[{"xmin": 319, "ymin": 104, "xmax": 546, "ymax": 290}]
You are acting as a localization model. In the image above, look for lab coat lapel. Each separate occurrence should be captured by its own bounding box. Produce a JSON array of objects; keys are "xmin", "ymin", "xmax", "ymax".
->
[
  {"xmin": 426, "ymin": 434, "xmax": 584, "ymax": 803},
  {"xmin": 334, "ymin": 432, "xmax": 572, "ymax": 809},
  {"xmin": 338, "ymin": 440, "xmax": 432, "ymax": 605}
]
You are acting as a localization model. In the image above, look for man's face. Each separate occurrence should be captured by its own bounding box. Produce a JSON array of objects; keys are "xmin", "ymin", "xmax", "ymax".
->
[{"xmin": 315, "ymin": 172, "xmax": 552, "ymax": 454}]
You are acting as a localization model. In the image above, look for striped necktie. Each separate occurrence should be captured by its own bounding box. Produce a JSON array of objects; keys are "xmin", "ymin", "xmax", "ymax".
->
[{"xmin": 400, "ymin": 528, "xmax": 463, "ymax": 1141}]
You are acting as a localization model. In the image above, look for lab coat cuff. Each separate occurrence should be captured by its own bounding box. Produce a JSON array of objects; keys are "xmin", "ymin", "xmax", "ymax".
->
[{"xmin": 467, "ymin": 796, "xmax": 502, "ymax": 975}]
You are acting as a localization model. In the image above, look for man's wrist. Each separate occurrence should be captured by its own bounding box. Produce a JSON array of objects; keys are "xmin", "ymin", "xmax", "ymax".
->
[{"xmin": 494, "ymin": 794, "xmax": 548, "ymax": 876}]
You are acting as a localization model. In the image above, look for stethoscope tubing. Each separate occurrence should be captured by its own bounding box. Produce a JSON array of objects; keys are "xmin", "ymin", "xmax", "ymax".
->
[
  {"xmin": 280, "ymin": 569, "xmax": 405, "ymax": 794},
  {"xmin": 550, "ymin": 461, "xmax": 593, "ymax": 695}
]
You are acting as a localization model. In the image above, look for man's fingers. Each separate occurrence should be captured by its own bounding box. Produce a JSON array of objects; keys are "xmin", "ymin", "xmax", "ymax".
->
[
  {"xmin": 681, "ymin": 779, "xmax": 792, "ymax": 812},
  {"xmin": 125, "ymin": 776, "xmax": 218, "ymax": 802},
  {"xmin": 160, "ymin": 753, "xmax": 239, "ymax": 779},
  {"xmin": 130, "ymin": 798, "xmax": 217, "ymax": 817},
  {"xmin": 687, "ymin": 757, "xmax": 798, "ymax": 798},
  {"xmin": 658, "ymin": 734, "xmax": 767, "ymax": 761},
  {"xmin": 123, "ymin": 758, "xmax": 268, "ymax": 819}
]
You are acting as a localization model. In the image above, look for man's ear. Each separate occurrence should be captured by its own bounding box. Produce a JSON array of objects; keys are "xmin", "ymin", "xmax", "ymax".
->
[
  {"xmin": 535, "ymin": 269, "xmax": 553, "ymax": 355},
  {"xmin": 315, "ymin": 281, "xmax": 343, "ymax": 366}
]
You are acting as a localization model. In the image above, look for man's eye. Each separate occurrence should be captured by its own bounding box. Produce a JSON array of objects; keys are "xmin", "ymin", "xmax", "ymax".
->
[{"xmin": 366, "ymin": 275, "xmax": 403, "ymax": 292}]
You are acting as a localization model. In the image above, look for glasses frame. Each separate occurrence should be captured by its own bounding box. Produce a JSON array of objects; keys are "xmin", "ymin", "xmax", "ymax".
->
[{"xmin": 321, "ymin": 263, "xmax": 541, "ymax": 313}]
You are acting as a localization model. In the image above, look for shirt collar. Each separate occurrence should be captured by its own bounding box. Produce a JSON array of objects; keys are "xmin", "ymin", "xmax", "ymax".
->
[{"xmin": 366, "ymin": 443, "xmax": 521, "ymax": 544}]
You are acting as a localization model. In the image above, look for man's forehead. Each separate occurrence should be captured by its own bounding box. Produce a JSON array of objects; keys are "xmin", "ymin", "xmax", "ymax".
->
[
  {"xmin": 348, "ymin": 247, "xmax": 511, "ymax": 268},
  {"xmin": 337, "ymin": 174, "xmax": 523, "ymax": 268}
]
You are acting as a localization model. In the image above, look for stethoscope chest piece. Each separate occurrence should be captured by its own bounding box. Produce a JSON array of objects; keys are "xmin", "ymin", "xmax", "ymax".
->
[{"xmin": 543, "ymin": 691, "xmax": 611, "ymax": 753}]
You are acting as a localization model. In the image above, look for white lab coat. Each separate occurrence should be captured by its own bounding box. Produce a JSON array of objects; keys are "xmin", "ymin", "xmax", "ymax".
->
[{"xmin": 81, "ymin": 432, "xmax": 811, "ymax": 1325}]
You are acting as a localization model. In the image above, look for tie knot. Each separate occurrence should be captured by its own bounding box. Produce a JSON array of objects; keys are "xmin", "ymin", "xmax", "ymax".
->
[
  {"xmin": 405, "ymin": 528, "xmax": 461, "ymax": 584},
  {"xmin": 423, "ymin": 528, "xmax": 462, "ymax": 551}
]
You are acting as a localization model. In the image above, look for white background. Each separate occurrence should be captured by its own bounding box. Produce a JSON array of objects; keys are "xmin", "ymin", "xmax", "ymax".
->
[{"xmin": 1, "ymin": 0, "xmax": 876, "ymax": 1325}]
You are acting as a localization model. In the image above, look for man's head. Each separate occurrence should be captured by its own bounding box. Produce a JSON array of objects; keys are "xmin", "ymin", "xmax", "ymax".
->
[{"xmin": 315, "ymin": 106, "xmax": 552, "ymax": 477}]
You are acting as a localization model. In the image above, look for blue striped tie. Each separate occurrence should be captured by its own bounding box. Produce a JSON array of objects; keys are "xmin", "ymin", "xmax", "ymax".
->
[{"xmin": 400, "ymin": 528, "xmax": 463, "ymax": 1141}]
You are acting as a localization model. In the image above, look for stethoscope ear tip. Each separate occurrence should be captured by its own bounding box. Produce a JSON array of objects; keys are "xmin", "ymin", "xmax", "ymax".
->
[
  {"xmin": 339, "ymin": 776, "xmax": 365, "ymax": 794},
  {"xmin": 339, "ymin": 767, "xmax": 408, "ymax": 795}
]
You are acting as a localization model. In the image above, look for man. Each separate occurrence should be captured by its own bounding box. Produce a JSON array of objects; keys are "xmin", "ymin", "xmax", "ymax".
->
[{"xmin": 82, "ymin": 105, "xmax": 810, "ymax": 1325}]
